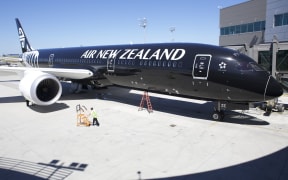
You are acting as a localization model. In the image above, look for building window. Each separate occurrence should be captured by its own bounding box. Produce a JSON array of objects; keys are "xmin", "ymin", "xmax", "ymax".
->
[
  {"xmin": 285, "ymin": 13, "xmax": 288, "ymax": 25},
  {"xmin": 254, "ymin": 21, "xmax": 261, "ymax": 31},
  {"xmin": 275, "ymin": 12, "xmax": 288, "ymax": 27},
  {"xmin": 247, "ymin": 23, "xmax": 253, "ymax": 32},
  {"xmin": 261, "ymin": 21, "xmax": 266, "ymax": 30},
  {"xmin": 229, "ymin": 26, "xmax": 235, "ymax": 34},
  {"xmin": 220, "ymin": 28, "xmax": 225, "ymax": 36},
  {"xmin": 224, "ymin": 27, "xmax": 229, "ymax": 35},
  {"xmin": 241, "ymin": 24, "xmax": 247, "ymax": 33},
  {"xmin": 235, "ymin": 25, "xmax": 241, "ymax": 34},
  {"xmin": 220, "ymin": 20, "xmax": 265, "ymax": 36},
  {"xmin": 275, "ymin": 14, "xmax": 283, "ymax": 26}
]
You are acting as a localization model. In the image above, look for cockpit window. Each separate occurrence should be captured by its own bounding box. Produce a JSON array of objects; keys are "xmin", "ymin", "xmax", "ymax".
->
[
  {"xmin": 250, "ymin": 62, "xmax": 265, "ymax": 71},
  {"xmin": 236, "ymin": 62, "xmax": 265, "ymax": 71}
]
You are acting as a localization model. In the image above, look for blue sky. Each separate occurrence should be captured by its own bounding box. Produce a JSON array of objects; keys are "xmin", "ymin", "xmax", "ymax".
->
[{"xmin": 0, "ymin": 0, "xmax": 247, "ymax": 55}]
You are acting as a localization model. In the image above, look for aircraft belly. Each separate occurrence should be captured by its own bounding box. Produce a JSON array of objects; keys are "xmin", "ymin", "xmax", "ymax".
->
[
  {"xmin": 105, "ymin": 68, "xmax": 224, "ymax": 100},
  {"xmin": 220, "ymin": 85, "xmax": 264, "ymax": 102},
  {"xmin": 106, "ymin": 69, "xmax": 188, "ymax": 94},
  {"xmin": 189, "ymin": 79, "xmax": 265, "ymax": 102},
  {"xmin": 209, "ymin": 69, "xmax": 269, "ymax": 102},
  {"xmin": 223, "ymin": 73, "xmax": 270, "ymax": 102}
]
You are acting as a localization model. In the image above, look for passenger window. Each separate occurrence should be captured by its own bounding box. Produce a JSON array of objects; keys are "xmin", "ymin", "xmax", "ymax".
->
[
  {"xmin": 250, "ymin": 62, "xmax": 265, "ymax": 71},
  {"xmin": 173, "ymin": 62, "xmax": 177, "ymax": 68},
  {"xmin": 168, "ymin": 61, "xmax": 171, "ymax": 67},
  {"xmin": 178, "ymin": 62, "xmax": 183, "ymax": 68},
  {"xmin": 153, "ymin": 61, "xmax": 157, "ymax": 66}
]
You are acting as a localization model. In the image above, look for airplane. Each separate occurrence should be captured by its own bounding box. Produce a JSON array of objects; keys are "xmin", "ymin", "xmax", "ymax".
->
[
  {"xmin": 0, "ymin": 18, "xmax": 284, "ymax": 120},
  {"xmin": 0, "ymin": 56, "xmax": 22, "ymax": 66}
]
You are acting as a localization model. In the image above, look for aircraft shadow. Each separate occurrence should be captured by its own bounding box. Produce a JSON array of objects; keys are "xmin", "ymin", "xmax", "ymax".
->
[
  {"xmin": 0, "ymin": 157, "xmax": 77, "ymax": 180},
  {"xmin": 0, "ymin": 96, "xmax": 24, "ymax": 104},
  {"xmin": 28, "ymin": 103, "xmax": 70, "ymax": 113},
  {"xmin": 61, "ymin": 86, "xmax": 269, "ymax": 125},
  {"xmin": 0, "ymin": 96, "xmax": 69, "ymax": 113},
  {"xmin": 0, "ymin": 169, "xmax": 44, "ymax": 180},
  {"xmin": 0, "ymin": 81, "xmax": 271, "ymax": 124},
  {"xmin": 145, "ymin": 146, "xmax": 288, "ymax": 180}
]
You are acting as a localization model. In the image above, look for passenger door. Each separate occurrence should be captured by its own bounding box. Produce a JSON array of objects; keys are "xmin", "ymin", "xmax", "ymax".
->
[
  {"xmin": 48, "ymin": 54, "xmax": 54, "ymax": 67},
  {"xmin": 192, "ymin": 54, "xmax": 211, "ymax": 80},
  {"xmin": 107, "ymin": 57, "xmax": 115, "ymax": 72}
]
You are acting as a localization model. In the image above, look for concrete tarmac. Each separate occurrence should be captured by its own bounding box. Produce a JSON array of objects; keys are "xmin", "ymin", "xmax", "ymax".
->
[{"xmin": 0, "ymin": 71, "xmax": 288, "ymax": 180}]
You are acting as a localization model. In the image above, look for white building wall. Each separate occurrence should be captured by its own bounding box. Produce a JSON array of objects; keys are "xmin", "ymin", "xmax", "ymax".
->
[
  {"xmin": 265, "ymin": 0, "xmax": 288, "ymax": 42},
  {"xmin": 219, "ymin": 0, "xmax": 266, "ymax": 46}
]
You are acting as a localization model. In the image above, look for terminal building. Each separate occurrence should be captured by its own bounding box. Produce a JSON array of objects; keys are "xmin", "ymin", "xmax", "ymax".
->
[{"xmin": 219, "ymin": 0, "xmax": 288, "ymax": 86}]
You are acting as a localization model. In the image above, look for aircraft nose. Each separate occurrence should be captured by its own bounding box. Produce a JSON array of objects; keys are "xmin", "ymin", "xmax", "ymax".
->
[{"xmin": 264, "ymin": 76, "xmax": 283, "ymax": 100}]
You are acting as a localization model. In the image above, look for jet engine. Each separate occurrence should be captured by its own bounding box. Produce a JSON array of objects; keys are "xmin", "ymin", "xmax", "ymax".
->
[{"xmin": 19, "ymin": 71, "xmax": 62, "ymax": 105}]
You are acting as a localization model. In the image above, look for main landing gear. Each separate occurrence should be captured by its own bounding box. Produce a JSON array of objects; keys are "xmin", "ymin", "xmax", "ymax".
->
[
  {"xmin": 212, "ymin": 101, "xmax": 226, "ymax": 121},
  {"xmin": 26, "ymin": 100, "xmax": 34, "ymax": 107},
  {"xmin": 212, "ymin": 110, "xmax": 225, "ymax": 121},
  {"xmin": 212, "ymin": 101, "xmax": 249, "ymax": 121}
]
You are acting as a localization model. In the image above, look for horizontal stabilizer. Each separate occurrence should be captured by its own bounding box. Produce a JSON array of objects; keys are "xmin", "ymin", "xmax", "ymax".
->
[{"xmin": 0, "ymin": 57, "xmax": 22, "ymax": 62}]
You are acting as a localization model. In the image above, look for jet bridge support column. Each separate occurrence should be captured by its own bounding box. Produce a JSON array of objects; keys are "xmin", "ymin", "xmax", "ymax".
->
[{"xmin": 271, "ymin": 35, "xmax": 279, "ymax": 79}]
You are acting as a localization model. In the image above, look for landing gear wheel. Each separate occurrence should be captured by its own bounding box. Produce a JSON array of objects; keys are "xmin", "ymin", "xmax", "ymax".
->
[
  {"xmin": 212, "ymin": 112, "xmax": 220, "ymax": 120},
  {"xmin": 212, "ymin": 111, "xmax": 225, "ymax": 121},
  {"xmin": 266, "ymin": 104, "xmax": 272, "ymax": 113},
  {"xmin": 277, "ymin": 104, "xmax": 284, "ymax": 112}
]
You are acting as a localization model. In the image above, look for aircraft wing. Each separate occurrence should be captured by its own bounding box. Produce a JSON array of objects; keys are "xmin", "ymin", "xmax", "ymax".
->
[{"xmin": 0, "ymin": 66, "xmax": 93, "ymax": 79}]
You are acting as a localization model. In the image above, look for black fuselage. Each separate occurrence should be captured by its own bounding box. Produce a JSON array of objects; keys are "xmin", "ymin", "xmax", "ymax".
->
[{"xmin": 22, "ymin": 43, "xmax": 283, "ymax": 103}]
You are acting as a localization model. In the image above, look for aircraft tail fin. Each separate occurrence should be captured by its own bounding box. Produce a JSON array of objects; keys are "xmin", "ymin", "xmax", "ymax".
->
[{"xmin": 15, "ymin": 18, "xmax": 33, "ymax": 53}]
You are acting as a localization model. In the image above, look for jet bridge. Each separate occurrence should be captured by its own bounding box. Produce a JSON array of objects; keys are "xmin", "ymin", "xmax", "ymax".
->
[
  {"xmin": 224, "ymin": 37, "xmax": 288, "ymax": 91},
  {"xmin": 224, "ymin": 37, "xmax": 287, "ymax": 113}
]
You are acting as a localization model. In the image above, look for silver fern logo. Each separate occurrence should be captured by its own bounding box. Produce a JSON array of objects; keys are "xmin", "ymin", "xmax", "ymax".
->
[{"xmin": 18, "ymin": 27, "xmax": 25, "ymax": 49}]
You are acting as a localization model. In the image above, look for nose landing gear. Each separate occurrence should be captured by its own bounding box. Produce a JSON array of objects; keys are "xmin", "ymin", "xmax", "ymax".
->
[{"xmin": 261, "ymin": 98, "xmax": 285, "ymax": 114}]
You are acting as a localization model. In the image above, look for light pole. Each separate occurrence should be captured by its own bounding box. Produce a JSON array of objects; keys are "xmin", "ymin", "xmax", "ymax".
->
[
  {"xmin": 169, "ymin": 27, "xmax": 175, "ymax": 42},
  {"xmin": 139, "ymin": 18, "xmax": 147, "ymax": 43}
]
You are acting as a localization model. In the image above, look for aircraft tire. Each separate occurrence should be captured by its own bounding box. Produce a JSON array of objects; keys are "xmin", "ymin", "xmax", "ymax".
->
[
  {"xmin": 277, "ymin": 104, "xmax": 285, "ymax": 112},
  {"xmin": 212, "ymin": 111, "xmax": 225, "ymax": 121},
  {"xmin": 266, "ymin": 104, "xmax": 272, "ymax": 113},
  {"xmin": 212, "ymin": 111, "xmax": 220, "ymax": 121},
  {"xmin": 212, "ymin": 112, "xmax": 219, "ymax": 120}
]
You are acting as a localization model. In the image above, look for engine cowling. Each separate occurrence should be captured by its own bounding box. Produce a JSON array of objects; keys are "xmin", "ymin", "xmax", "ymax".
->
[{"xmin": 19, "ymin": 71, "xmax": 62, "ymax": 105}]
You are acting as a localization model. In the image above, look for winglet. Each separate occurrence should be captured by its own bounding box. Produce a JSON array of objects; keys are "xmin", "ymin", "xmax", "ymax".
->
[{"xmin": 15, "ymin": 18, "xmax": 33, "ymax": 53}]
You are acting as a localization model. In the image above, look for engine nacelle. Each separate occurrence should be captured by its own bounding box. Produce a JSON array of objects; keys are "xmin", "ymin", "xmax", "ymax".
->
[{"xmin": 19, "ymin": 71, "xmax": 62, "ymax": 105}]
